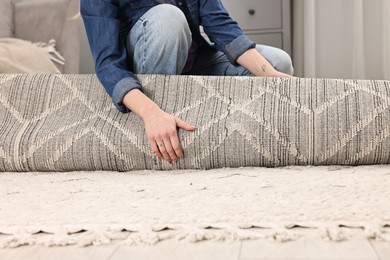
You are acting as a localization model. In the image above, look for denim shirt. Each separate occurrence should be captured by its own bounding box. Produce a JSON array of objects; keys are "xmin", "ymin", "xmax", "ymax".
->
[{"xmin": 80, "ymin": 0, "xmax": 256, "ymax": 113}]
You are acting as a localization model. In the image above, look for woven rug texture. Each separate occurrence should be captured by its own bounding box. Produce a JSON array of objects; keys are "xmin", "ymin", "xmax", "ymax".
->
[
  {"xmin": 0, "ymin": 166, "xmax": 389, "ymax": 248},
  {"xmin": 1, "ymin": 74, "xmax": 390, "ymax": 171}
]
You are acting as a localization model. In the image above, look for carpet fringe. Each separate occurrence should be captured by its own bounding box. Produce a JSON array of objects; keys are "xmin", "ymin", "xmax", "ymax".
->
[{"xmin": 1, "ymin": 223, "xmax": 390, "ymax": 248}]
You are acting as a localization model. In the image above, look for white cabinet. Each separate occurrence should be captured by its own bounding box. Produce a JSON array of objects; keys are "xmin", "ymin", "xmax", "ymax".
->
[{"xmin": 222, "ymin": 0, "xmax": 291, "ymax": 55}]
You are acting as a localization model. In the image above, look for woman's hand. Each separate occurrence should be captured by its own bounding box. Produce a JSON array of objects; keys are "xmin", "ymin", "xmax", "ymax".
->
[
  {"xmin": 267, "ymin": 70, "xmax": 292, "ymax": 78},
  {"xmin": 142, "ymin": 109, "xmax": 196, "ymax": 162},
  {"xmin": 123, "ymin": 89, "xmax": 196, "ymax": 162}
]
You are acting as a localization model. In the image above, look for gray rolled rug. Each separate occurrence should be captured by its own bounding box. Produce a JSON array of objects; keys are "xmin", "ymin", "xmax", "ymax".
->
[{"xmin": 0, "ymin": 74, "xmax": 390, "ymax": 172}]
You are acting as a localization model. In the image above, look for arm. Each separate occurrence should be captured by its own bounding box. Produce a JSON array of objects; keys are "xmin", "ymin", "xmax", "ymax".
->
[
  {"xmin": 81, "ymin": 0, "xmax": 196, "ymax": 162},
  {"xmin": 199, "ymin": 0, "xmax": 255, "ymax": 63},
  {"xmin": 198, "ymin": 0, "xmax": 289, "ymax": 77},
  {"xmin": 236, "ymin": 48, "xmax": 291, "ymax": 77},
  {"xmin": 80, "ymin": 0, "xmax": 142, "ymax": 113}
]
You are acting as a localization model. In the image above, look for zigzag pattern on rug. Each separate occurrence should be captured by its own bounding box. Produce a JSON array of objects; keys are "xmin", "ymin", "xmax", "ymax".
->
[{"xmin": 1, "ymin": 74, "xmax": 390, "ymax": 171}]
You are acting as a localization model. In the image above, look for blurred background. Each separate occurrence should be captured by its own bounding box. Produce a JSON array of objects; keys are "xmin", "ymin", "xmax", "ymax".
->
[
  {"xmin": 1, "ymin": 0, "xmax": 389, "ymax": 80},
  {"xmin": 80, "ymin": 0, "xmax": 390, "ymax": 80}
]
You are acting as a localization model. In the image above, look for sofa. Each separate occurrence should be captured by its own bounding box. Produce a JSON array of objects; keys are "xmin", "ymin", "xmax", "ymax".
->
[{"xmin": 0, "ymin": 0, "xmax": 80, "ymax": 73}]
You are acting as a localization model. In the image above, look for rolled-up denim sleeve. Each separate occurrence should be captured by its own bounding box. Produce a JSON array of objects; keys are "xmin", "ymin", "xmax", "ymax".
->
[
  {"xmin": 80, "ymin": 0, "xmax": 142, "ymax": 113},
  {"xmin": 199, "ymin": 0, "xmax": 256, "ymax": 64}
]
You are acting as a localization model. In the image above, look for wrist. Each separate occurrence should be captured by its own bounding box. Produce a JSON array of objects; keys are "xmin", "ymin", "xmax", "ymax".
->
[
  {"xmin": 237, "ymin": 48, "xmax": 278, "ymax": 77},
  {"xmin": 122, "ymin": 89, "xmax": 161, "ymax": 119},
  {"xmin": 138, "ymin": 102, "xmax": 161, "ymax": 120},
  {"xmin": 255, "ymin": 63, "xmax": 277, "ymax": 77}
]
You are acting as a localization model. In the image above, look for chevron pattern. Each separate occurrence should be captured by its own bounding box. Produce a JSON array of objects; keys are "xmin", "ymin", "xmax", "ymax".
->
[{"xmin": 1, "ymin": 74, "xmax": 390, "ymax": 171}]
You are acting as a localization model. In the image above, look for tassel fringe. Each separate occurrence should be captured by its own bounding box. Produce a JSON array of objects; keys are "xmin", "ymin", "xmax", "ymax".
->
[{"xmin": 1, "ymin": 223, "xmax": 389, "ymax": 248}]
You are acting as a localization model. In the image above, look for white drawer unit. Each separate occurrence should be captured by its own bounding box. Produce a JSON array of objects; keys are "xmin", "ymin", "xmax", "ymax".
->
[{"xmin": 222, "ymin": 0, "xmax": 291, "ymax": 56}]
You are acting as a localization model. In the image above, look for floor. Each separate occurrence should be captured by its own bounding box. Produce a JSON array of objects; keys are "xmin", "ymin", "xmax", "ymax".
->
[{"xmin": 1, "ymin": 228, "xmax": 389, "ymax": 260}]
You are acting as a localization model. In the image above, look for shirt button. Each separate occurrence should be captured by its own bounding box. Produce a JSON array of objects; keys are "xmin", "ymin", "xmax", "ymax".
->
[{"xmin": 178, "ymin": 1, "xmax": 183, "ymax": 6}]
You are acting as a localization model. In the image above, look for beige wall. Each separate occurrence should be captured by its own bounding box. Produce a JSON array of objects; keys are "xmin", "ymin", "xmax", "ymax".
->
[{"xmin": 293, "ymin": 0, "xmax": 390, "ymax": 80}]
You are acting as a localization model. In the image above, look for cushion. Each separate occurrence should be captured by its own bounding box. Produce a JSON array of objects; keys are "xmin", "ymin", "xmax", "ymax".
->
[
  {"xmin": 13, "ymin": 0, "xmax": 68, "ymax": 43},
  {"xmin": 0, "ymin": 38, "xmax": 61, "ymax": 73},
  {"xmin": 1, "ymin": 74, "xmax": 390, "ymax": 172},
  {"xmin": 12, "ymin": 0, "xmax": 73, "ymax": 73},
  {"xmin": 0, "ymin": 0, "xmax": 13, "ymax": 38}
]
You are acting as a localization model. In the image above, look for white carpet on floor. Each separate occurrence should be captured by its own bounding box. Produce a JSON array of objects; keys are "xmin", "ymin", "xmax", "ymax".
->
[{"xmin": 1, "ymin": 166, "xmax": 390, "ymax": 248}]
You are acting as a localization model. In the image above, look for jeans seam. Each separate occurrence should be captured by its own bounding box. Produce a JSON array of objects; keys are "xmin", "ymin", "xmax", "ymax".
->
[{"xmin": 141, "ymin": 19, "xmax": 148, "ymax": 73}]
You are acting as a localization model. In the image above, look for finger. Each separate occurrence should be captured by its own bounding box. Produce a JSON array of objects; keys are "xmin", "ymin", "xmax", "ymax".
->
[
  {"xmin": 149, "ymin": 139, "xmax": 163, "ymax": 158},
  {"xmin": 156, "ymin": 139, "xmax": 171, "ymax": 162},
  {"xmin": 162, "ymin": 136, "xmax": 178, "ymax": 161},
  {"xmin": 176, "ymin": 118, "xmax": 197, "ymax": 131},
  {"xmin": 279, "ymin": 72, "xmax": 292, "ymax": 78},
  {"xmin": 169, "ymin": 131, "xmax": 184, "ymax": 159}
]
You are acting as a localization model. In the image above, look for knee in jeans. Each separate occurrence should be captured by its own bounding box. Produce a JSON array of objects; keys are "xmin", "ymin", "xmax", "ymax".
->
[
  {"xmin": 274, "ymin": 50, "xmax": 294, "ymax": 75},
  {"xmin": 152, "ymin": 5, "xmax": 191, "ymax": 46}
]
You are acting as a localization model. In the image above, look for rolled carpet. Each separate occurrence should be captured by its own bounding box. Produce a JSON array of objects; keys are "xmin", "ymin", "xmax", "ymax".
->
[{"xmin": 0, "ymin": 74, "xmax": 390, "ymax": 171}]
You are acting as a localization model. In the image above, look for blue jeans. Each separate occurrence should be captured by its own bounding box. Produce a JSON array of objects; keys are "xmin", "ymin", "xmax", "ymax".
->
[{"xmin": 126, "ymin": 4, "xmax": 294, "ymax": 76}]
